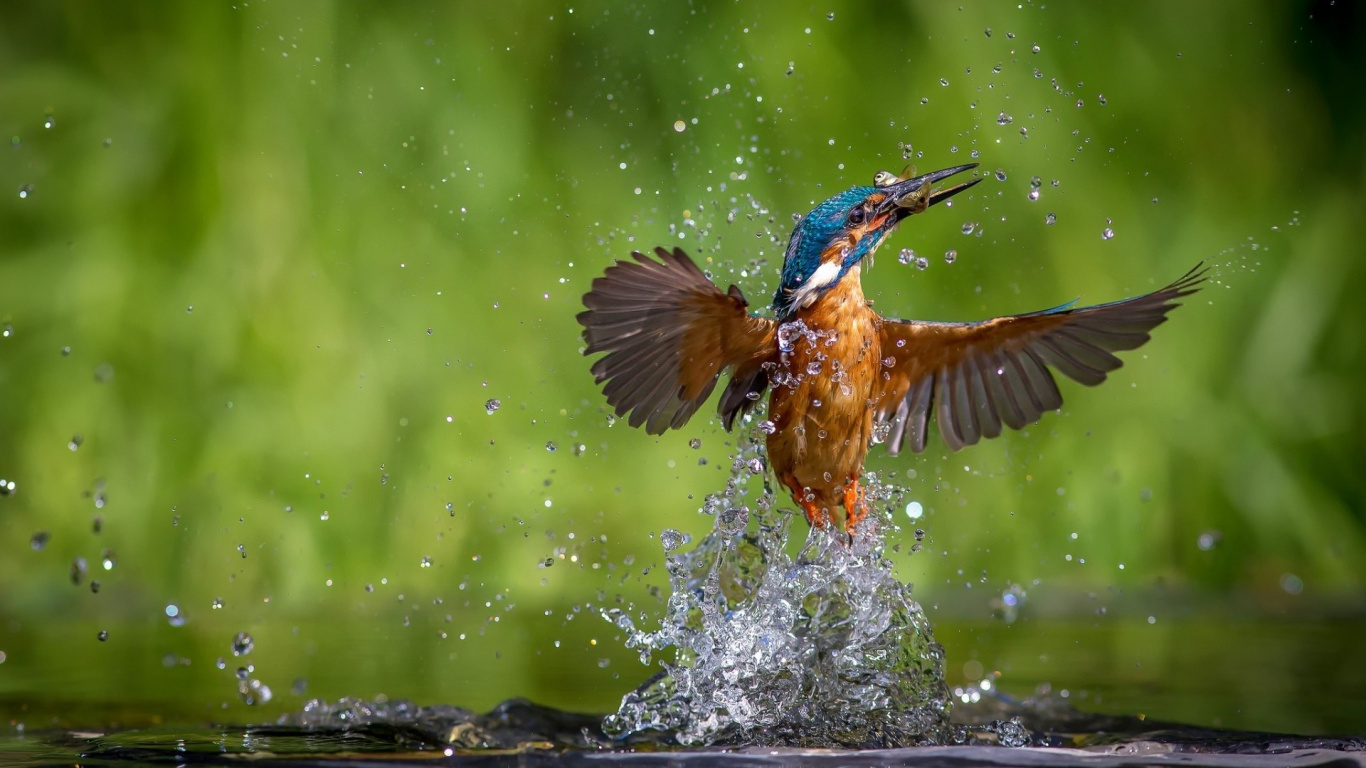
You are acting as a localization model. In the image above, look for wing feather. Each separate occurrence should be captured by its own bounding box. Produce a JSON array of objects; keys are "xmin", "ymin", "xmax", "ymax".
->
[
  {"xmin": 876, "ymin": 264, "xmax": 1204, "ymax": 454},
  {"xmin": 578, "ymin": 247, "xmax": 777, "ymax": 435}
]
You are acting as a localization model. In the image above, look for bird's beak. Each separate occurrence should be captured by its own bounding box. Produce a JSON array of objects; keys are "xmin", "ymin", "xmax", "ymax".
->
[{"xmin": 877, "ymin": 163, "xmax": 981, "ymax": 220}]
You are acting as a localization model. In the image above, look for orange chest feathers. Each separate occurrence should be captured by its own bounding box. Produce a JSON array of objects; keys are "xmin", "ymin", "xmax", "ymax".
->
[{"xmin": 768, "ymin": 270, "xmax": 881, "ymax": 452}]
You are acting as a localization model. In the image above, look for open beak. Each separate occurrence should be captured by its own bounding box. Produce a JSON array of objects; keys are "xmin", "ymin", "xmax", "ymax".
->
[{"xmin": 877, "ymin": 163, "xmax": 981, "ymax": 220}]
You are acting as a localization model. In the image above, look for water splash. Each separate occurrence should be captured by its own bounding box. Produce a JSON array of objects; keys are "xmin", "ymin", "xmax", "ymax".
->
[{"xmin": 599, "ymin": 435, "xmax": 1014, "ymax": 748}]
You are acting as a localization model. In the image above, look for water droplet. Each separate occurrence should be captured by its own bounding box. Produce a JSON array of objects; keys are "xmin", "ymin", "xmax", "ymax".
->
[
  {"xmin": 961, "ymin": 222, "xmax": 977, "ymax": 235},
  {"xmin": 1, "ymin": 324, "xmax": 12, "ymax": 338},
  {"xmin": 673, "ymin": 120, "xmax": 686, "ymax": 132},
  {"xmin": 101, "ymin": 549, "xmax": 116, "ymax": 570},
  {"xmin": 212, "ymin": 597, "xmax": 224, "ymax": 609},
  {"xmin": 1027, "ymin": 189, "xmax": 1040, "ymax": 202},
  {"xmin": 545, "ymin": 441, "xmax": 558, "ymax": 452},
  {"xmin": 1280, "ymin": 573, "xmax": 1304, "ymax": 595},
  {"xmin": 905, "ymin": 501, "xmax": 924, "ymax": 520},
  {"xmin": 943, "ymin": 249, "xmax": 957, "ymax": 264},
  {"xmin": 1030, "ymin": 176, "xmax": 1042, "ymax": 189},
  {"xmin": 914, "ymin": 256, "xmax": 928, "ymax": 271},
  {"xmin": 745, "ymin": 457, "xmax": 765, "ymax": 474},
  {"xmin": 70, "ymin": 557, "xmax": 87, "ymax": 585},
  {"xmin": 484, "ymin": 399, "xmax": 501, "ymax": 414},
  {"xmin": 30, "ymin": 531, "xmax": 48, "ymax": 550},
  {"xmin": 421, "ymin": 556, "xmax": 433, "ymax": 568},
  {"xmin": 1101, "ymin": 227, "xmax": 1115, "ymax": 240},
  {"xmin": 1031, "ymin": 43, "xmax": 1040, "ymax": 54},
  {"xmin": 97, "ymin": 630, "xmax": 108, "ymax": 642},
  {"xmin": 1098, "ymin": 93, "xmax": 1108, "ymax": 105},
  {"xmin": 757, "ymin": 420, "xmax": 776, "ymax": 434},
  {"xmin": 1075, "ymin": 98, "xmax": 1084, "ymax": 108},
  {"xmin": 239, "ymin": 678, "xmax": 272, "ymax": 706},
  {"xmin": 995, "ymin": 111, "xmax": 1012, "ymax": 126},
  {"xmin": 659, "ymin": 529, "xmax": 684, "ymax": 551},
  {"xmin": 1045, "ymin": 212, "xmax": 1057, "ymax": 225},
  {"xmin": 68, "ymin": 435, "xmax": 83, "ymax": 451},
  {"xmin": 43, "ymin": 114, "xmax": 55, "ymax": 129},
  {"xmin": 688, "ymin": 438, "xmax": 701, "ymax": 449},
  {"xmin": 17, "ymin": 184, "xmax": 33, "ymax": 199},
  {"xmin": 1197, "ymin": 531, "xmax": 1222, "ymax": 551},
  {"xmin": 231, "ymin": 631, "xmax": 255, "ymax": 656},
  {"xmin": 938, "ymin": 77, "xmax": 949, "ymax": 87},
  {"xmin": 993, "ymin": 169, "xmax": 1007, "ymax": 182}
]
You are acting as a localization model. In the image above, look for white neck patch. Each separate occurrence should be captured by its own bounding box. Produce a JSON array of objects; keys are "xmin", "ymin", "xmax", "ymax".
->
[{"xmin": 789, "ymin": 260, "xmax": 842, "ymax": 310}]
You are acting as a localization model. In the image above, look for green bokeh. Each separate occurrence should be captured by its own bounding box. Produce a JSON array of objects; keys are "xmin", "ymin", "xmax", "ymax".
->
[{"xmin": 1, "ymin": 1, "xmax": 1363, "ymax": 736}]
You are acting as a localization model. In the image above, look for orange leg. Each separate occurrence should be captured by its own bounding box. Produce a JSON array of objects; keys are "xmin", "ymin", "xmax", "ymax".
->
[
  {"xmin": 799, "ymin": 497, "xmax": 831, "ymax": 529},
  {"xmin": 843, "ymin": 478, "xmax": 870, "ymax": 533},
  {"xmin": 782, "ymin": 473, "xmax": 831, "ymax": 529}
]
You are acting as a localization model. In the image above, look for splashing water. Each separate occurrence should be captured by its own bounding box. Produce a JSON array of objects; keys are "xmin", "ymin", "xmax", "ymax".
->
[{"xmin": 600, "ymin": 436, "xmax": 1023, "ymax": 748}]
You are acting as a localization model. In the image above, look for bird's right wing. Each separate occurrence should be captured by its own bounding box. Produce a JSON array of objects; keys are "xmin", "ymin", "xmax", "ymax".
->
[
  {"xmin": 578, "ymin": 247, "xmax": 777, "ymax": 434},
  {"xmin": 872, "ymin": 264, "xmax": 1205, "ymax": 454}
]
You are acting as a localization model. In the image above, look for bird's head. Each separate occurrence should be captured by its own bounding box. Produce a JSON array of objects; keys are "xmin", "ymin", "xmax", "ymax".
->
[{"xmin": 773, "ymin": 163, "xmax": 980, "ymax": 318}]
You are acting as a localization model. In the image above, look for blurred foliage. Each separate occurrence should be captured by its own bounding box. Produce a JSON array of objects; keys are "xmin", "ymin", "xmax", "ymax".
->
[{"xmin": 1, "ymin": 0, "xmax": 1364, "ymax": 734}]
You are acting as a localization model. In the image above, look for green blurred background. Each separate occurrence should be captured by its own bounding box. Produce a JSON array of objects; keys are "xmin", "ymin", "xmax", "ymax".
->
[{"xmin": 2, "ymin": 0, "xmax": 1364, "ymax": 737}]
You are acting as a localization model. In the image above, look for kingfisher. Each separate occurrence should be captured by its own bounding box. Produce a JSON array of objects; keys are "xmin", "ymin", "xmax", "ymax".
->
[{"xmin": 578, "ymin": 163, "xmax": 1203, "ymax": 532}]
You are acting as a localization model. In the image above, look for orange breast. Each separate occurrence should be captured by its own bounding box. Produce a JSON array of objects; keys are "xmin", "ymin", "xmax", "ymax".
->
[{"xmin": 766, "ymin": 268, "xmax": 880, "ymax": 512}]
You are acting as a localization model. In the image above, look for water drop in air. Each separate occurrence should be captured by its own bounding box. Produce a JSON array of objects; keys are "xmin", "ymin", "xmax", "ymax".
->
[
  {"xmin": 231, "ymin": 631, "xmax": 254, "ymax": 656},
  {"xmin": 484, "ymin": 399, "xmax": 501, "ymax": 414}
]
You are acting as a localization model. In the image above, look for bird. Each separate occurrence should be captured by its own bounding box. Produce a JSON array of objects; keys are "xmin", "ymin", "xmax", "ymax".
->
[{"xmin": 577, "ymin": 162, "xmax": 1204, "ymax": 533}]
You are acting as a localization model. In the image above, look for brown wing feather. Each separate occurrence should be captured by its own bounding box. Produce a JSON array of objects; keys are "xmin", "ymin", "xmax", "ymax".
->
[
  {"xmin": 874, "ymin": 264, "xmax": 1205, "ymax": 454},
  {"xmin": 578, "ymin": 247, "xmax": 777, "ymax": 435}
]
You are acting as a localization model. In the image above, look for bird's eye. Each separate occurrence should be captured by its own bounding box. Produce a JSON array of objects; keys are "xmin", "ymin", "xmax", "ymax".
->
[{"xmin": 847, "ymin": 207, "xmax": 865, "ymax": 225}]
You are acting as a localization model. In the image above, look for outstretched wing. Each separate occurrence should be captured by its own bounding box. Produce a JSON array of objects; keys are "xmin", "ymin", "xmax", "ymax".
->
[
  {"xmin": 873, "ymin": 264, "xmax": 1206, "ymax": 454},
  {"xmin": 577, "ymin": 247, "xmax": 777, "ymax": 435}
]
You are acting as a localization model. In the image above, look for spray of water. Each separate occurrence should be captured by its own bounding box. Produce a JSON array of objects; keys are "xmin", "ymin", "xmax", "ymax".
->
[{"xmin": 602, "ymin": 433, "xmax": 1026, "ymax": 748}]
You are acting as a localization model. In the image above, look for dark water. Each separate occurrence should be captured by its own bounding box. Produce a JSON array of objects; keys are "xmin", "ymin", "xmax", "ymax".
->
[{"xmin": 2, "ymin": 695, "xmax": 1363, "ymax": 768}]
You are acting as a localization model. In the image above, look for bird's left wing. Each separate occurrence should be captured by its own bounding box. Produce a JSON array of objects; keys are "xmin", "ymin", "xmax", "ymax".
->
[
  {"xmin": 873, "ymin": 265, "xmax": 1205, "ymax": 454},
  {"xmin": 578, "ymin": 247, "xmax": 777, "ymax": 435}
]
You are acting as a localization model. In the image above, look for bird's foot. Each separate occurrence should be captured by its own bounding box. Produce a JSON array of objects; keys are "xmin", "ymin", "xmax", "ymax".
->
[
  {"xmin": 799, "ymin": 498, "xmax": 831, "ymax": 529},
  {"xmin": 843, "ymin": 481, "xmax": 870, "ymax": 537}
]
